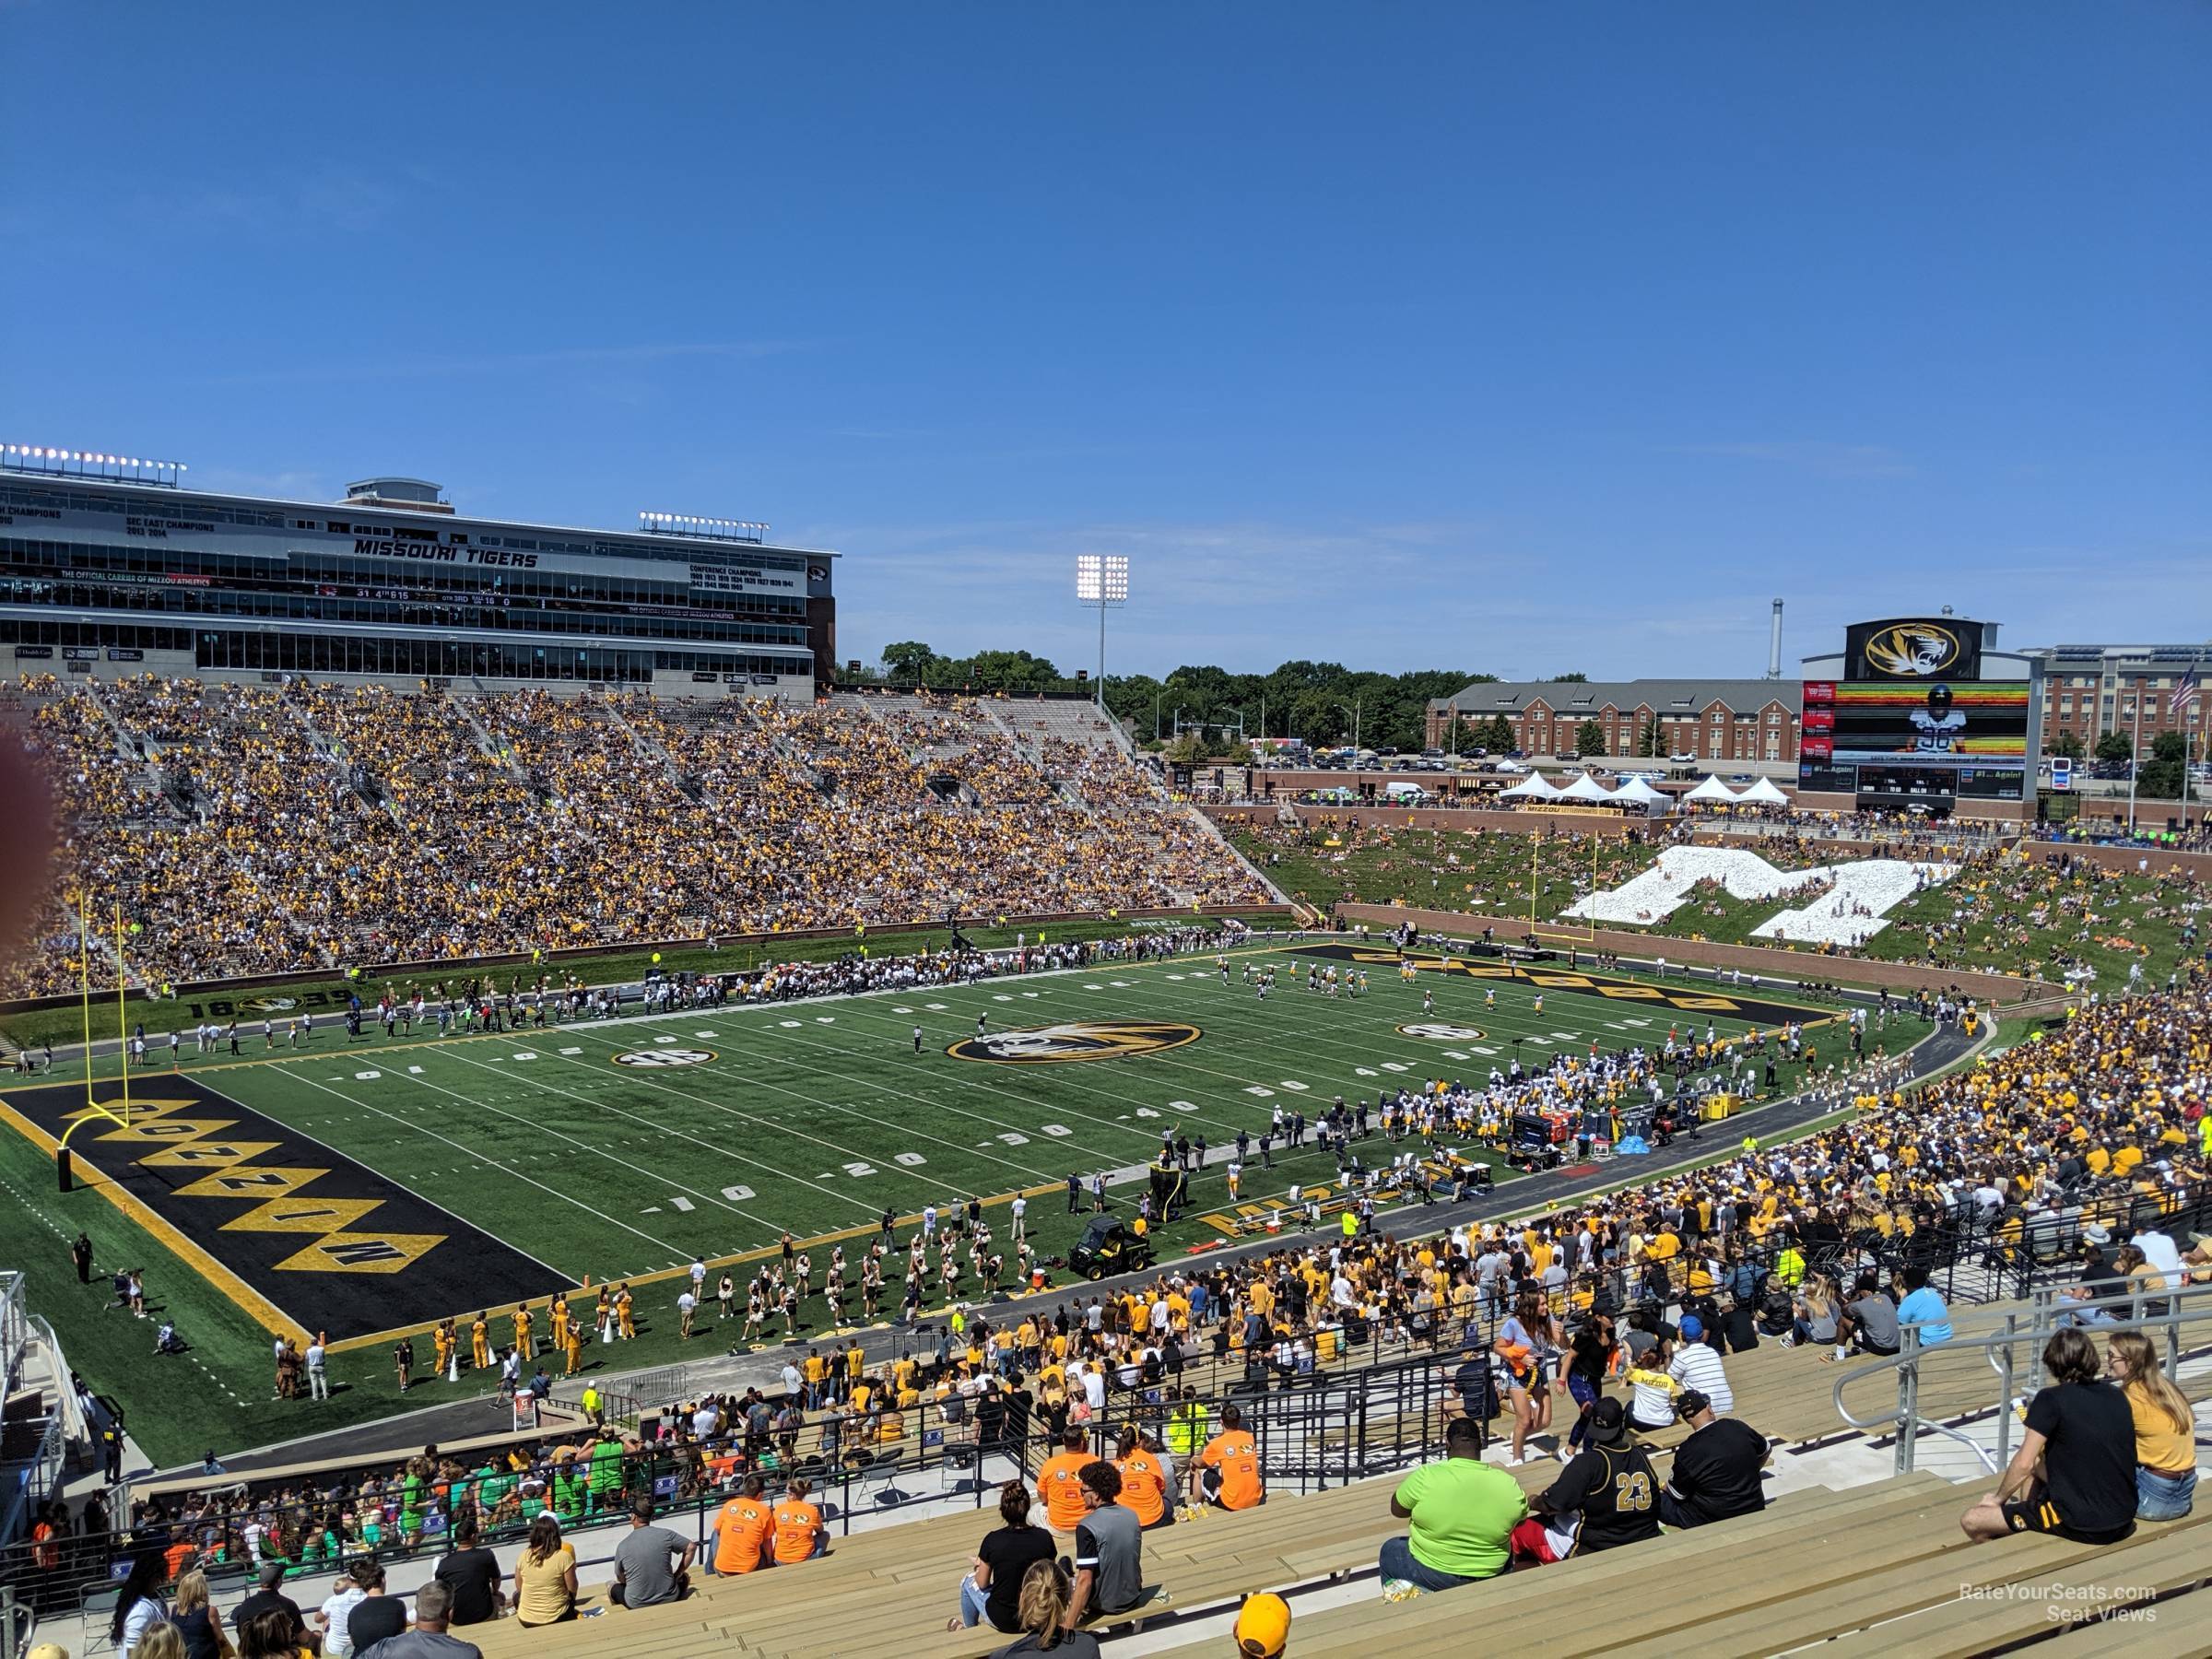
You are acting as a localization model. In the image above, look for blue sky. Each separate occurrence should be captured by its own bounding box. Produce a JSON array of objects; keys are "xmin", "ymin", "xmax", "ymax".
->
[{"xmin": 4, "ymin": 4, "xmax": 2205, "ymax": 680}]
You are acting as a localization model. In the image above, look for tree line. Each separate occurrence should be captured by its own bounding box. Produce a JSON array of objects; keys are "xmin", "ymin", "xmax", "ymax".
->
[{"xmin": 854, "ymin": 642, "xmax": 1592, "ymax": 753}]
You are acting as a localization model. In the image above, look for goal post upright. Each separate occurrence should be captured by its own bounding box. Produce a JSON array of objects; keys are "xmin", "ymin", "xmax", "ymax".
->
[{"xmin": 1529, "ymin": 821, "xmax": 1599, "ymax": 946}]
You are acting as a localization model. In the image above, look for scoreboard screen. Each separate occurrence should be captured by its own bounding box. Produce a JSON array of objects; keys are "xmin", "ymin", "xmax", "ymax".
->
[
  {"xmin": 1800, "ymin": 679, "xmax": 2032, "ymax": 802},
  {"xmin": 1799, "ymin": 681, "xmax": 2030, "ymax": 769}
]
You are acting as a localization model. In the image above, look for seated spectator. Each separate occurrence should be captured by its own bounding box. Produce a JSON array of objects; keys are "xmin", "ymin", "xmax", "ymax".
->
[
  {"xmin": 991, "ymin": 1560, "xmax": 1100, "ymax": 1658},
  {"xmin": 239, "ymin": 1607, "xmax": 319, "ymax": 1659},
  {"xmin": 1381, "ymin": 1416, "xmax": 1525, "ymax": 1595},
  {"xmin": 2106, "ymin": 1332, "xmax": 2196, "ymax": 1520},
  {"xmin": 1067, "ymin": 1462, "xmax": 1152, "ymax": 1626},
  {"xmin": 1037, "ymin": 1426, "xmax": 1095, "ymax": 1534},
  {"xmin": 1754, "ymin": 1275, "xmax": 1797, "ymax": 1342},
  {"xmin": 510, "ymin": 1514, "xmax": 577, "ymax": 1627},
  {"xmin": 1231, "ymin": 1593, "xmax": 1292, "ymax": 1658},
  {"xmin": 1830, "ymin": 1273, "xmax": 1900, "ymax": 1360},
  {"xmin": 231, "ymin": 1559, "xmax": 308, "ymax": 1651},
  {"xmin": 1961, "ymin": 1328, "xmax": 2137, "ymax": 1545},
  {"xmin": 711, "ymin": 1474, "xmax": 774, "ymax": 1576},
  {"xmin": 338, "ymin": 1566, "xmax": 409, "ymax": 1654},
  {"xmin": 1667, "ymin": 1315, "xmax": 1733, "ymax": 1415},
  {"xmin": 317, "ymin": 1559, "xmax": 378, "ymax": 1658},
  {"xmin": 2113, "ymin": 1243, "xmax": 2171, "ymax": 1319},
  {"xmin": 1657, "ymin": 1389, "xmax": 1769, "ymax": 1527},
  {"xmin": 771, "ymin": 1476, "xmax": 826, "ymax": 1564},
  {"xmin": 955, "ymin": 1481, "xmax": 1056, "ymax": 1635},
  {"xmin": 165, "ymin": 1568, "xmax": 226, "ymax": 1659},
  {"xmin": 609, "ymin": 1495, "xmax": 694, "ymax": 1607},
  {"xmin": 2059, "ymin": 1229, "xmax": 2125, "ymax": 1324},
  {"xmin": 1787, "ymin": 1275, "xmax": 1839, "ymax": 1348},
  {"xmin": 1895, "ymin": 1265, "xmax": 1954, "ymax": 1346},
  {"xmin": 1513, "ymin": 1395, "xmax": 1661, "ymax": 1564},
  {"xmin": 431, "ymin": 1515, "xmax": 504, "ymax": 1625},
  {"xmin": 358, "ymin": 1581, "xmax": 482, "ymax": 1659},
  {"xmin": 1190, "ymin": 1404, "xmax": 1265, "ymax": 1511},
  {"xmin": 1113, "ymin": 1424, "xmax": 1174, "ymax": 1531}
]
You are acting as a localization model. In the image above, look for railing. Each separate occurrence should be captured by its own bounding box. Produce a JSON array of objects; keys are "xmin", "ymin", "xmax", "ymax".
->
[
  {"xmin": 0, "ymin": 1274, "xmax": 28, "ymax": 1403},
  {"xmin": 1832, "ymin": 1277, "xmax": 2212, "ymax": 1477}
]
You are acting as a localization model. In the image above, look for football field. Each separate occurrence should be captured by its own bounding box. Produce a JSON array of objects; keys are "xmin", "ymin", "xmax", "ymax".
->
[{"xmin": 0, "ymin": 941, "xmax": 1849, "ymax": 1458}]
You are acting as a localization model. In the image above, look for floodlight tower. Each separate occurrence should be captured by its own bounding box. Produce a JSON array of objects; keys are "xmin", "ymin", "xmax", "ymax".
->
[{"xmin": 1076, "ymin": 554, "xmax": 1129, "ymax": 713}]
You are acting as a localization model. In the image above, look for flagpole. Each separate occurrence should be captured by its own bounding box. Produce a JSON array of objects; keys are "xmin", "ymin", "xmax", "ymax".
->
[{"xmin": 2188, "ymin": 650, "xmax": 2206, "ymax": 832}]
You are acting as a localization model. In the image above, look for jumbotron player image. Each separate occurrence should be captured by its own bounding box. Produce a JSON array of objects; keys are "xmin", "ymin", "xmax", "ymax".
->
[{"xmin": 1908, "ymin": 683, "xmax": 1967, "ymax": 754}]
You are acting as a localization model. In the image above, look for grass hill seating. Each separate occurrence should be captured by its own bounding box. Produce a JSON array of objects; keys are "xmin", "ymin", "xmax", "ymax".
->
[{"xmin": 5, "ymin": 676, "xmax": 1268, "ymax": 996}]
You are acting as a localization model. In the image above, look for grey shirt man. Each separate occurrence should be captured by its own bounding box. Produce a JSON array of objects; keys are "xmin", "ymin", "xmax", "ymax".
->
[
  {"xmin": 614, "ymin": 1524, "xmax": 691, "ymax": 1608},
  {"xmin": 1848, "ymin": 1293, "xmax": 1900, "ymax": 1351},
  {"xmin": 1073, "ymin": 1500, "xmax": 1144, "ymax": 1615}
]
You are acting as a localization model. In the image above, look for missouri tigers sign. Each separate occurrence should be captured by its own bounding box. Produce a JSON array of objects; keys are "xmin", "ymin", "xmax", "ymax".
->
[
  {"xmin": 1847, "ymin": 617, "xmax": 1983, "ymax": 681},
  {"xmin": 949, "ymin": 1021, "xmax": 1202, "ymax": 1064}
]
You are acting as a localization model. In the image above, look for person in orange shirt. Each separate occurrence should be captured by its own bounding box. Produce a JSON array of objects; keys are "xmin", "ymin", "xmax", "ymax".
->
[
  {"xmin": 771, "ymin": 1477, "xmax": 825, "ymax": 1564},
  {"xmin": 1189, "ymin": 1404, "xmax": 1265, "ymax": 1511},
  {"xmin": 1036, "ymin": 1426, "xmax": 1095, "ymax": 1532},
  {"xmin": 711, "ymin": 1474, "xmax": 774, "ymax": 1575},
  {"xmin": 1114, "ymin": 1423, "xmax": 1173, "ymax": 1530}
]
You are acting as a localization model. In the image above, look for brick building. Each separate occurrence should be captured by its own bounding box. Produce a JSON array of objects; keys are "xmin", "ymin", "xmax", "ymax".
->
[
  {"xmin": 1426, "ymin": 678, "xmax": 1801, "ymax": 765},
  {"xmin": 2025, "ymin": 643, "xmax": 2209, "ymax": 755}
]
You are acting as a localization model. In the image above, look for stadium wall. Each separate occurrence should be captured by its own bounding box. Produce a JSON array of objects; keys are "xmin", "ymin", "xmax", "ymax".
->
[
  {"xmin": 1331, "ymin": 901, "xmax": 2064, "ymax": 1005},
  {"xmin": 1206, "ymin": 804, "xmax": 1647, "ymax": 838},
  {"xmin": 0, "ymin": 902, "xmax": 1297, "ymax": 1018}
]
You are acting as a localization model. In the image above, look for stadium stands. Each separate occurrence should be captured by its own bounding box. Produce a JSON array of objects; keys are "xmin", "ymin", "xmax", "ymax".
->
[{"xmin": 3, "ymin": 677, "xmax": 1270, "ymax": 996}]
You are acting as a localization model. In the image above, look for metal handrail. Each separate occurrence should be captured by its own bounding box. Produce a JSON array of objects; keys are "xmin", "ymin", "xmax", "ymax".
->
[{"xmin": 1830, "ymin": 1277, "xmax": 2212, "ymax": 1476}]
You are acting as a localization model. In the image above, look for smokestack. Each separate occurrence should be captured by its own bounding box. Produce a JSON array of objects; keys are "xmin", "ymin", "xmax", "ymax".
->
[{"xmin": 1767, "ymin": 598, "xmax": 1784, "ymax": 679}]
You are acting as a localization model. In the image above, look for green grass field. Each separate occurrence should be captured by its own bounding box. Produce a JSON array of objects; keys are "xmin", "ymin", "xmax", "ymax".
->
[{"xmin": 1, "ymin": 939, "xmax": 1856, "ymax": 1465}]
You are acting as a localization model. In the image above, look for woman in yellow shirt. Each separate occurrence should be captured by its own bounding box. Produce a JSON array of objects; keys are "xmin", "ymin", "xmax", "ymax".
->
[
  {"xmin": 2108, "ymin": 1332, "xmax": 2196, "ymax": 1520},
  {"xmin": 511, "ymin": 1513, "xmax": 578, "ymax": 1626}
]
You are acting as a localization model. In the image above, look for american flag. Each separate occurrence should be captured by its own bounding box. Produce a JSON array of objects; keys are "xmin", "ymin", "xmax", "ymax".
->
[{"xmin": 2171, "ymin": 668, "xmax": 2201, "ymax": 718}]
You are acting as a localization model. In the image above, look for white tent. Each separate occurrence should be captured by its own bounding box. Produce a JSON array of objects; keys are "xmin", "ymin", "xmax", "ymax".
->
[
  {"xmin": 1490, "ymin": 759, "xmax": 1528, "ymax": 773},
  {"xmin": 1682, "ymin": 774, "xmax": 1740, "ymax": 806},
  {"xmin": 1737, "ymin": 775, "xmax": 1790, "ymax": 806},
  {"xmin": 1557, "ymin": 771, "xmax": 1616, "ymax": 803},
  {"xmin": 1612, "ymin": 776, "xmax": 1669, "ymax": 812},
  {"xmin": 1498, "ymin": 771, "xmax": 1561, "ymax": 800}
]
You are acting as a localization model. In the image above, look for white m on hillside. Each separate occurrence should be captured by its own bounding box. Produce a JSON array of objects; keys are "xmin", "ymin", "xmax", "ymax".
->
[{"xmin": 1562, "ymin": 845, "xmax": 1955, "ymax": 947}]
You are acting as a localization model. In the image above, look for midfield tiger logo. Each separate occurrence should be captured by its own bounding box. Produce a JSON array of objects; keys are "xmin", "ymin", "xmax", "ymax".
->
[
  {"xmin": 948, "ymin": 1021, "xmax": 1202, "ymax": 1064},
  {"xmin": 613, "ymin": 1048, "xmax": 717, "ymax": 1067},
  {"xmin": 1397, "ymin": 1023, "xmax": 1488, "ymax": 1041}
]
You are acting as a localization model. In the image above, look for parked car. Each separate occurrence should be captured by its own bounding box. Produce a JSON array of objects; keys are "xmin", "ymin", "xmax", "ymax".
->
[{"xmin": 1667, "ymin": 751, "xmax": 1695, "ymax": 763}]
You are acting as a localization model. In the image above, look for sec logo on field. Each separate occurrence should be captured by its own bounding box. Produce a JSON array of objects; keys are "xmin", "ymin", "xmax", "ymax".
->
[
  {"xmin": 612, "ymin": 1048, "xmax": 717, "ymax": 1067},
  {"xmin": 1395, "ymin": 1023, "xmax": 1487, "ymax": 1042},
  {"xmin": 948, "ymin": 1021, "xmax": 1202, "ymax": 1064}
]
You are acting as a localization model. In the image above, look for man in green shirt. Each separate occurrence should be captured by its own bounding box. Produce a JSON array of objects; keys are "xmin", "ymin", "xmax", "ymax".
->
[
  {"xmin": 588, "ymin": 1428, "xmax": 629, "ymax": 1514},
  {"xmin": 1381, "ymin": 1417, "xmax": 1526, "ymax": 1594}
]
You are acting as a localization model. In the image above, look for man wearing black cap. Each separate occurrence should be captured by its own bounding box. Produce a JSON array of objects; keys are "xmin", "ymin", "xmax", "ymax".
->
[
  {"xmin": 1511, "ymin": 1397, "xmax": 1660, "ymax": 1563},
  {"xmin": 1658, "ymin": 1390, "xmax": 1769, "ymax": 1527},
  {"xmin": 231, "ymin": 1560, "xmax": 310, "ymax": 1649}
]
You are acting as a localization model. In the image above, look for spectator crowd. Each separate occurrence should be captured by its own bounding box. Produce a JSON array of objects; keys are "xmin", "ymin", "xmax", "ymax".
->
[{"xmin": 3, "ymin": 677, "xmax": 1270, "ymax": 998}]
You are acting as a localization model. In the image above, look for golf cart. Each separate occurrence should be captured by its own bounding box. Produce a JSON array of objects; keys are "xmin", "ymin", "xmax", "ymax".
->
[{"xmin": 1067, "ymin": 1215, "xmax": 1154, "ymax": 1280}]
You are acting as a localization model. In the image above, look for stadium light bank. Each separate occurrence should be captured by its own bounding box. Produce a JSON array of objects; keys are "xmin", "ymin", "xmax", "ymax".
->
[{"xmin": 1076, "ymin": 553, "xmax": 1130, "ymax": 714}]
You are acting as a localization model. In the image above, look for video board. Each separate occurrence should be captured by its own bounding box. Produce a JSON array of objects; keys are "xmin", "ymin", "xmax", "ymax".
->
[{"xmin": 1800, "ymin": 679, "xmax": 2032, "ymax": 801}]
